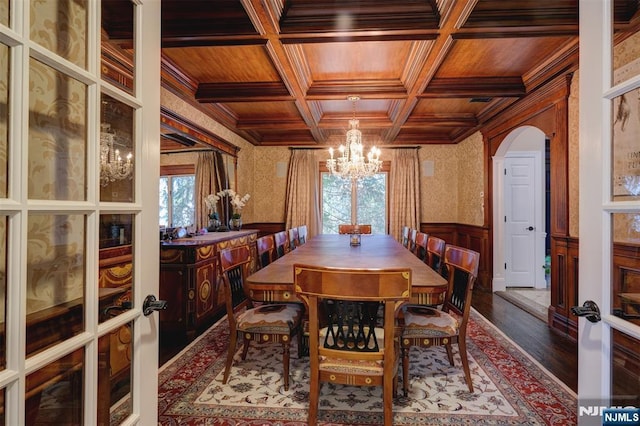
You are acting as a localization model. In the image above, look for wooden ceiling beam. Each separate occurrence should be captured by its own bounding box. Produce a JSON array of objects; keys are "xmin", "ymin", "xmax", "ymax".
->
[
  {"xmin": 403, "ymin": 113, "xmax": 478, "ymax": 128},
  {"xmin": 421, "ymin": 77, "xmax": 526, "ymax": 98},
  {"xmin": 279, "ymin": 0, "xmax": 440, "ymax": 34},
  {"xmin": 195, "ymin": 82, "xmax": 293, "ymax": 102},
  {"xmin": 306, "ymin": 80, "xmax": 407, "ymax": 99}
]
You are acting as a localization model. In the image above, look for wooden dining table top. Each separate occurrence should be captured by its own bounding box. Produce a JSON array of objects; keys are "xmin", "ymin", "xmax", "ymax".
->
[{"xmin": 246, "ymin": 234, "xmax": 447, "ymax": 304}]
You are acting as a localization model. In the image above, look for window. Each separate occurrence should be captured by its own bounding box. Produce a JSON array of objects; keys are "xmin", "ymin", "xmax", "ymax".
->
[
  {"xmin": 159, "ymin": 174, "xmax": 195, "ymax": 227},
  {"xmin": 321, "ymin": 172, "xmax": 387, "ymax": 234}
]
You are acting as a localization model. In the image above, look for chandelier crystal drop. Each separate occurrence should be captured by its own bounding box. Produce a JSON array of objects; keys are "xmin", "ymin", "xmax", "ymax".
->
[
  {"xmin": 100, "ymin": 122, "xmax": 133, "ymax": 186},
  {"xmin": 327, "ymin": 96, "xmax": 381, "ymax": 180}
]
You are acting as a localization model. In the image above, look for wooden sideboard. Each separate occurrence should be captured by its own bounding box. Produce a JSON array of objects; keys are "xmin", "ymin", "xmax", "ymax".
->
[{"xmin": 159, "ymin": 230, "xmax": 258, "ymax": 339}]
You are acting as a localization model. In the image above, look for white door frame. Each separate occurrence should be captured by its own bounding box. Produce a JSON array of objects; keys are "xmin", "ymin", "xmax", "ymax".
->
[
  {"xmin": 492, "ymin": 126, "xmax": 546, "ymax": 292},
  {"xmin": 578, "ymin": 0, "xmax": 640, "ymax": 423}
]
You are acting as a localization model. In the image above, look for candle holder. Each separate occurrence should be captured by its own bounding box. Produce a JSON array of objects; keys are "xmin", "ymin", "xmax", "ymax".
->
[{"xmin": 350, "ymin": 233, "xmax": 361, "ymax": 246}]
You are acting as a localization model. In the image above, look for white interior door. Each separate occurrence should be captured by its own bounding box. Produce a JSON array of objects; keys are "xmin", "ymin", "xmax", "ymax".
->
[
  {"xmin": 504, "ymin": 155, "xmax": 537, "ymax": 287},
  {"xmin": 0, "ymin": 1, "xmax": 160, "ymax": 424},
  {"xmin": 578, "ymin": 1, "xmax": 640, "ymax": 424}
]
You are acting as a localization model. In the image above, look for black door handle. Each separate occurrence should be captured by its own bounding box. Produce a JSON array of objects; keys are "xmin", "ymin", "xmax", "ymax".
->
[
  {"xmin": 143, "ymin": 295, "xmax": 168, "ymax": 316},
  {"xmin": 527, "ymin": 226, "xmax": 535, "ymax": 231},
  {"xmin": 571, "ymin": 300, "xmax": 601, "ymax": 323},
  {"xmin": 103, "ymin": 301, "xmax": 132, "ymax": 317}
]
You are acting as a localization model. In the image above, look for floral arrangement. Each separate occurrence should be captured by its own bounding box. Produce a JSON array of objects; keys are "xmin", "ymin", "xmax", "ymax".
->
[
  {"xmin": 204, "ymin": 193, "xmax": 221, "ymax": 219},
  {"xmin": 204, "ymin": 189, "xmax": 250, "ymax": 220},
  {"xmin": 225, "ymin": 189, "xmax": 250, "ymax": 219}
]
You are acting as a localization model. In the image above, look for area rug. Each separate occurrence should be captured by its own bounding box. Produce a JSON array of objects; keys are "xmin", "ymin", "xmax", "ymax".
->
[{"xmin": 157, "ymin": 309, "xmax": 576, "ymax": 425}]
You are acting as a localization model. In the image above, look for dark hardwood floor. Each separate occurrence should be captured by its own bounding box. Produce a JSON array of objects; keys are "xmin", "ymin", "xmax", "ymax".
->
[
  {"xmin": 159, "ymin": 288, "xmax": 579, "ymax": 393},
  {"xmin": 472, "ymin": 289, "xmax": 578, "ymax": 392}
]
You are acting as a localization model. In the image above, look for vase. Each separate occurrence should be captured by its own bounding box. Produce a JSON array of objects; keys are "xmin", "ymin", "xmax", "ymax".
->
[
  {"xmin": 230, "ymin": 217, "xmax": 242, "ymax": 230},
  {"xmin": 208, "ymin": 213, "xmax": 220, "ymax": 231}
]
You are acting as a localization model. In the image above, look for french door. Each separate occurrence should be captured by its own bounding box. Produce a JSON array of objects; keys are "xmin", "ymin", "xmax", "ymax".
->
[
  {"xmin": 0, "ymin": 0, "xmax": 160, "ymax": 424},
  {"xmin": 578, "ymin": 0, "xmax": 640, "ymax": 423}
]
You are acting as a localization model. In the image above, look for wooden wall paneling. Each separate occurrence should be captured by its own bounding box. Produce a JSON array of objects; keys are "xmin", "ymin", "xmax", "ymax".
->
[
  {"xmin": 420, "ymin": 223, "xmax": 457, "ymax": 245},
  {"xmin": 612, "ymin": 242, "xmax": 640, "ymax": 316},
  {"xmin": 243, "ymin": 222, "xmax": 286, "ymax": 238},
  {"xmin": 549, "ymin": 236, "xmax": 578, "ymax": 340},
  {"xmin": 420, "ymin": 223, "xmax": 491, "ymax": 291},
  {"xmin": 611, "ymin": 243, "xmax": 640, "ymax": 382}
]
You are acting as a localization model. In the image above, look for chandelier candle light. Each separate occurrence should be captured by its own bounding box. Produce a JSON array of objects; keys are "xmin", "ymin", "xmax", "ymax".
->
[
  {"xmin": 100, "ymin": 122, "xmax": 133, "ymax": 186},
  {"xmin": 327, "ymin": 95, "xmax": 382, "ymax": 180}
]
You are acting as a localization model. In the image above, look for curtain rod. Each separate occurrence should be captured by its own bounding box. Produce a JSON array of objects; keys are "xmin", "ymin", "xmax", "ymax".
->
[
  {"xmin": 288, "ymin": 146, "xmax": 421, "ymax": 150},
  {"xmin": 161, "ymin": 148, "xmax": 217, "ymax": 154}
]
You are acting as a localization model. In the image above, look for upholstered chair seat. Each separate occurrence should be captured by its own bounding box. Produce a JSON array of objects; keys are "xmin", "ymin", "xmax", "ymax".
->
[
  {"xmin": 401, "ymin": 305, "xmax": 459, "ymax": 338},
  {"xmin": 237, "ymin": 303, "xmax": 303, "ymax": 335}
]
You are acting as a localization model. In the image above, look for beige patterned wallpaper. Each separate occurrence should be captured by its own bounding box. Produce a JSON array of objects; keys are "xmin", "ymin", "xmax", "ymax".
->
[
  {"xmin": 614, "ymin": 30, "xmax": 640, "ymax": 70},
  {"xmin": 419, "ymin": 144, "xmax": 459, "ymax": 223},
  {"xmin": 568, "ymin": 70, "xmax": 580, "ymax": 237},
  {"xmin": 252, "ymin": 147, "xmax": 290, "ymax": 222},
  {"xmin": 455, "ymin": 133, "xmax": 485, "ymax": 226},
  {"xmin": 29, "ymin": 58, "xmax": 87, "ymax": 201},
  {"xmin": 30, "ymin": 0, "xmax": 87, "ymax": 69},
  {"xmin": 0, "ymin": 0, "xmax": 8, "ymax": 27},
  {"xmin": 26, "ymin": 214, "xmax": 85, "ymax": 314}
]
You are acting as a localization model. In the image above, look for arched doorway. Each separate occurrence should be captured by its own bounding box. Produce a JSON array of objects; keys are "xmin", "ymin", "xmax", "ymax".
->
[{"xmin": 492, "ymin": 126, "xmax": 550, "ymax": 319}]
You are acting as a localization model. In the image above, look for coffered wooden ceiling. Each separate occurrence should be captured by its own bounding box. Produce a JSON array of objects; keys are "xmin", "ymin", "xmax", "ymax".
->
[{"xmin": 153, "ymin": 0, "xmax": 640, "ymax": 151}]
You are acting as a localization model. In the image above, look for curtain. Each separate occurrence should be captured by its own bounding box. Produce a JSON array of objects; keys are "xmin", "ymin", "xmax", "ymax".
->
[
  {"xmin": 389, "ymin": 148, "xmax": 421, "ymax": 242},
  {"xmin": 195, "ymin": 151, "xmax": 226, "ymax": 229},
  {"xmin": 284, "ymin": 150, "xmax": 321, "ymax": 238}
]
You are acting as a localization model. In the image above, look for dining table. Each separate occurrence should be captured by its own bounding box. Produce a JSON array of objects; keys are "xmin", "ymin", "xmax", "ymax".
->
[{"xmin": 246, "ymin": 233, "xmax": 448, "ymax": 305}]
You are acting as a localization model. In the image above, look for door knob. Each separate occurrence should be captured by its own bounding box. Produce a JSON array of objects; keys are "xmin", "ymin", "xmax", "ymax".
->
[
  {"xmin": 142, "ymin": 295, "xmax": 168, "ymax": 316},
  {"xmin": 526, "ymin": 226, "xmax": 535, "ymax": 231},
  {"xmin": 103, "ymin": 301, "xmax": 132, "ymax": 317},
  {"xmin": 571, "ymin": 300, "xmax": 601, "ymax": 323}
]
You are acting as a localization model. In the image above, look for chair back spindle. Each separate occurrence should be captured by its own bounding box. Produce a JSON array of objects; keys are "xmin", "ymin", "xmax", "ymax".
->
[
  {"xmin": 297, "ymin": 225, "xmax": 308, "ymax": 245},
  {"xmin": 426, "ymin": 236, "xmax": 446, "ymax": 275},
  {"xmin": 414, "ymin": 232, "xmax": 429, "ymax": 260},
  {"xmin": 274, "ymin": 231, "xmax": 290, "ymax": 258},
  {"xmin": 256, "ymin": 234, "xmax": 276, "ymax": 269}
]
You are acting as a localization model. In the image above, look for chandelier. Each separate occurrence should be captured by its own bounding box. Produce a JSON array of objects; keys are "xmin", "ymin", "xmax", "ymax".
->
[
  {"xmin": 100, "ymin": 122, "xmax": 133, "ymax": 186},
  {"xmin": 327, "ymin": 95, "xmax": 381, "ymax": 180}
]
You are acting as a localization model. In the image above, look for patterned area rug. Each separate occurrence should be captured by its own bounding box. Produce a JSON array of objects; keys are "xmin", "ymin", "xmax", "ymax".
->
[{"xmin": 158, "ymin": 309, "xmax": 576, "ymax": 425}]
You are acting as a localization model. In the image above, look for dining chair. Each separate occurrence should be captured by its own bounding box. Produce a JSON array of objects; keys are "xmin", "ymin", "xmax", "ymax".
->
[
  {"xmin": 294, "ymin": 264, "xmax": 411, "ymax": 426},
  {"xmin": 219, "ymin": 245, "xmax": 303, "ymax": 391},
  {"xmin": 274, "ymin": 230, "xmax": 290, "ymax": 258},
  {"xmin": 400, "ymin": 245, "xmax": 480, "ymax": 395},
  {"xmin": 426, "ymin": 236, "xmax": 446, "ymax": 275},
  {"xmin": 401, "ymin": 226, "xmax": 410, "ymax": 248},
  {"xmin": 256, "ymin": 234, "xmax": 276, "ymax": 269},
  {"xmin": 288, "ymin": 227, "xmax": 300, "ymax": 251},
  {"xmin": 338, "ymin": 224, "xmax": 372, "ymax": 234},
  {"xmin": 408, "ymin": 228, "xmax": 418, "ymax": 253},
  {"xmin": 297, "ymin": 225, "xmax": 308, "ymax": 245},
  {"xmin": 413, "ymin": 232, "xmax": 429, "ymax": 261}
]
